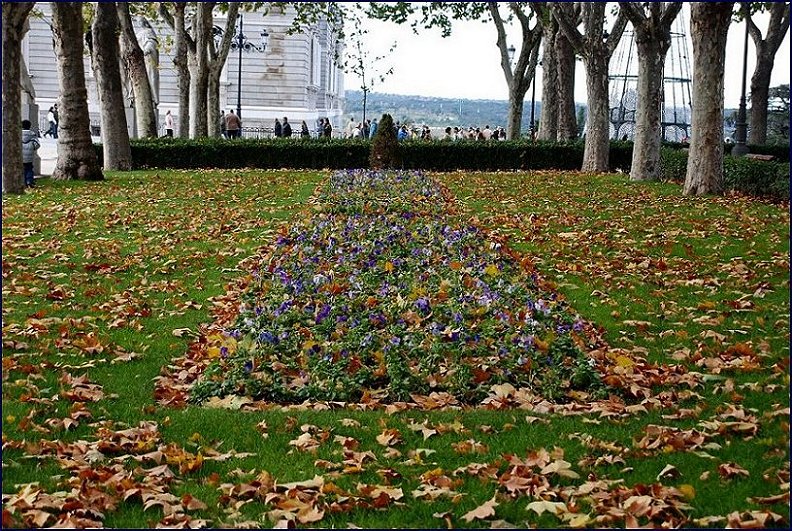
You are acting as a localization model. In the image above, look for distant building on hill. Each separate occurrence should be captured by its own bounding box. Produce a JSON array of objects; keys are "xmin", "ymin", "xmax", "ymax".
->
[{"xmin": 23, "ymin": 5, "xmax": 345, "ymax": 137}]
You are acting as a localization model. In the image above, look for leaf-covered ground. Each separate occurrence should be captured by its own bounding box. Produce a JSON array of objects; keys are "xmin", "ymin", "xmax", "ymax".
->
[{"xmin": 2, "ymin": 170, "xmax": 789, "ymax": 528}]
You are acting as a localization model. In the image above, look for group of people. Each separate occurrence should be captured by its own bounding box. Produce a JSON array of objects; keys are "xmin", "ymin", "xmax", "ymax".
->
[
  {"xmin": 442, "ymin": 125, "xmax": 508, "ymax": 141},
  {"xmin": 343, "ymin": 117, "xmax": 379, "ymax": 140},
  {"xmin": 335, "ymin": 117, "xmax": 510, "ymax": 142}
]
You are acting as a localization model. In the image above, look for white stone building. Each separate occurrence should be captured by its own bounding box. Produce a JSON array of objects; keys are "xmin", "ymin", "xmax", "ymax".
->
[{"xmin": 24, "ymin": 5, "xmax": 345, "ymax": 138}]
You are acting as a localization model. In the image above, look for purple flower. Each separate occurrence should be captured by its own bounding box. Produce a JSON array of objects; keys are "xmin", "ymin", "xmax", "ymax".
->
[
  {"xmin": 415, "ymin": 297, "xmax": 430, "ymax": 313},
  {"xmin": 274, "ymin": 300, "xmax": 292, "ymax": 316},
  {"xmin": 316, "ymin": 303, "xmax": 331, "ymax": 324},
  {"xmin": 258, "ymin": 331, "xmax": 277, "ymax": 344}
]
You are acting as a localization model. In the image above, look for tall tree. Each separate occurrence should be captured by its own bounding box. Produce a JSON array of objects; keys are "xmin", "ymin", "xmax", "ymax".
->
[
  {"xmin": 158, "ymin": 2, "xmax": 192, "ymax": 137},
  {"xmin": 2, "ymin": 2, "xmax": 35, "ymax": 195},
  {"xmin": 363, "ymin": 2, "xmax": 542, "ymax": 140},
  {"xmin": 188, "ymin": 2, "xmax": 214, "ymax": 138},
  {"xmin": 552, "ymin": 2, "xmax": 582, "ymax": 141},
  {"xmin": 117, "ymin": 2, "xmax": 158, "ymax": 138},
  {"xmin": 51, "ymin": 2, "xmax": 104, "ymax": 181},
  {"xmin": 745, "ymin": 2, "xmax": 790, "ymax": 145},
  {"xmin": 536, "ymin": 6, "xmax": 559, "ymax": 141},
  {"xmin": 684, "ymin": 2, "xmax": 734, "ymax": 195},
  {"xmin": 620, "ymin": 2, "xmax": 683, "ymax": 181},
  {"xmin": 207, "ymin": 3, "xmax": 240, "ymax": 137},
  {"xmin": 89, "ymin": 2, "xmax": 132, "ymax": 171},
  {"xmin": 554, "ymin": 2, "xmax": 627, "ymax": 172}
]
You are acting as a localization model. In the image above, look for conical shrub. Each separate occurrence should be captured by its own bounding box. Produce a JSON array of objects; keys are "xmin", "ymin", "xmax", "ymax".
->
[{"xmin": 369, "ymin": 113, "xmax": 401, "ymax": 169}]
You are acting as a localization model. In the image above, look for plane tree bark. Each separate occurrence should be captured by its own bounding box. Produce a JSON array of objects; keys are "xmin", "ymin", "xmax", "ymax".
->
[
  {"xmin": 554, "ymin": 2, "xmax": 628, "ymax": 172},
  {"xmin": 745, "ymin": 2, "xmax": 790, "ymax": 145},
  {"xmin": 158, "ymin": 2, "xmax": 192, "ymax": 137},
  {"xmin": 117, "ymin": 2, "xmax": 158, "ymax": 138},
  {"xmin": 683, "ymin": 2, "xmax": 734, "ymax": 195},
  {"xmin": 2, "ymin": 2, "xmax": 35, "ymax": 194},
  {"xmin": 207, "ymin": 3, "xmax": 240, "ymax": 137},
  {"xmin": 620, "ymin": 2, "xmax": 683, "ymax": 181},
  {"xmin": 89, "ymin": 1, "xmax": 132, "ymax": 170},
  {"xmin": 51, "ymin": 2, "xmax": 104, "ymax": 181}
]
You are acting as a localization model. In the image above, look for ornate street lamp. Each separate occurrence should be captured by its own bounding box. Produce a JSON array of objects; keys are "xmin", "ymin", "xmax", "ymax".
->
[
  {"xmin": 231, "ymin": 14, "xmax": 269, "ymax": 120},
  {"xmin": 530, "ymin": 61, "xmax": 540, "ymax": 142},
  {"xmin": 732, "ymin": 2, "xmax": 751, "ymax": 157}
]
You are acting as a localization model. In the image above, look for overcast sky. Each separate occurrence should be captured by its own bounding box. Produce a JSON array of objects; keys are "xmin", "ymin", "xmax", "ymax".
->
[{"xmin": 347, "ymin": 4, "xmax": 790, "ymax": 109}]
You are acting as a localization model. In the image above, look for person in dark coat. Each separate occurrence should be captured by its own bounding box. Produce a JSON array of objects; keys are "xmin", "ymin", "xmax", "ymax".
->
[
  {"xmin": 282, "ymin": 117, "xmax": 292, "ymax": 137},
  {"xmin": 274, "ymin": 118, "xmax": 282, "ymax": 138}
]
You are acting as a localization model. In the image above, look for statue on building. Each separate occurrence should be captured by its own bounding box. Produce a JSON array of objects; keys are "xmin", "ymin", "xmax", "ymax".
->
[
  {"xmin": 20, "ymin": 18, "xmax": 36, "ymax": 104},
  {"xmin": 136, "ymin": 16, "xmax": 159, "ymax": 106}
]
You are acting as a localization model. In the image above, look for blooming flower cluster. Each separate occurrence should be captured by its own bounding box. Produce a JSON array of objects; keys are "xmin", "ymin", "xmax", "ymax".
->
[{"xmin": 191, "ymin": 171, "xmax": 605, "ymax": 404}]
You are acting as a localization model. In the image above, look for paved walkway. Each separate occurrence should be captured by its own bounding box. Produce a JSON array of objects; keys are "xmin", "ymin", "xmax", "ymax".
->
[{"xmin": 37, "ymin": 136, "xmax": 102, "ymax": 177}]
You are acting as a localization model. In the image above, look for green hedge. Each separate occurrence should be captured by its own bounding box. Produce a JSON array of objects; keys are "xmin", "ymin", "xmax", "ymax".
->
[
  {"xmin": 663, "ymin": 141, "xmax": 790, "ymax": 162},
  {"xmin": 93, "ymin": 138, "xmax": 787, "ymax": 200},
  {"xmin": 95, "ymin": 138, "xmax": 637, "ymax": 173},
  {"xmin": 723, "ymin": 156, "xmax": 790, "ymax": 200},
  {"xmin": 102, "ymin": 138, "xmax": 369, "ymax": 170},
  {"xmin": 659, "ymin": 147, "xmax": 789, "ymax": 201}
]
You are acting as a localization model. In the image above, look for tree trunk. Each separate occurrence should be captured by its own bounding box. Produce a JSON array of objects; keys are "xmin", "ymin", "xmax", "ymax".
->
[
  {"xmin": 630, "ymin": 38, "xmax": 667, "ymax": 181},
  {"xmin": 188, "ymin": 3, "xmax": 213, "ymax": 138},
  {"xmin": 207, "ymin": 71, "xmax": 221, "ymax": 137},
  {"xmin": 51, "ymin": 2, "xmax": 103, "ymax": 181},
  {"xmin": 684, "ymin": 2, "xmax": 733, "ymax": 196},
  {"xmin": 581, "ymin": 55, "xmax": 610, "ymax": 172},
  {"xmin": 748, "ymin": 55, "xmax": 773, "ymax": 145},
  {"xmin": 556, "ymin": 31, "xmax": 578, "ymax": 141},
  {"xmin": 2, "ymin": 2, "xmax": 34, "ymax": 194},
  {"xmin": 538, "ymin": 19, "xmax": 558, "ymax": 141},
  {"xmin": 91, "ymin": 2, "xmax": 132, "ymax": 171},
  {"xmin": 746, "ymin": 2, "xmax": 790, "ymax": 146},
  {"xmin": 117, "ymin": 3, "xmax": 157, "ymax": 138},
  {"xmin": 206, "ymin": 3, "xmax": 239, "ymax": 138},
  {"xmin": 507, "ymin": 91, "xmax": 526, "ymax": 141},
  {"xmin": 174, "ymin": 4, "xmax": 191, "ymax": 138}
]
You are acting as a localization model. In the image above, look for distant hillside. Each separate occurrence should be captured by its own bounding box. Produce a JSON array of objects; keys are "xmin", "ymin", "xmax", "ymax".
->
[{"xmin": 345, "ymin": 90, "xmax": 557, "ymax": 131}]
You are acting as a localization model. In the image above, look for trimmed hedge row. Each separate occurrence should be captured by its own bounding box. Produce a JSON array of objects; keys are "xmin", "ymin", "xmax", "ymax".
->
[
  {"xmin": 95, "ymin": 138, "xmax": 635, "ymax": 172},
  {"xmin": 94, "ymin": 138, "xmax": 788, "ymax": 200},
  {"xmin": 660, "ymin": 147, "xmax": 789, "ymax": 201},
  {"xmin": 663, "ymin": 141, "xmax": 790, "ymax": 162}
]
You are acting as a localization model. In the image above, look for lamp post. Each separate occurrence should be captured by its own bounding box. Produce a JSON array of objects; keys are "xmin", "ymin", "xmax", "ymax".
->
[
  {"xmin": 732, "ymin": 2, "xmax": 750, "ymax": 157},
  {"xmin": 530, "ymin": 62, "xmax": 538, "ymax": 142},
  {"xmin": 232, "ymin": 14, "xmax": 269, "ymax": 121}
]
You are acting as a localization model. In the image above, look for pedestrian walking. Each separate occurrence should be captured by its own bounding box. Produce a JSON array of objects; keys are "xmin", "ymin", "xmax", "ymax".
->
[
  {"xmin": 164, "ymin": 110, "xmax": 174, "ymax": 137},
  {"xmin": 225, "ymin": 110, "xmax": 241, "ymax": 138},
  {"xmin": 301, "ymin": 120, "xmax": 310, "ymax": 138},
  {"xmin": 282, "ymin": 117, "xmax": 292, "ymax": 138},
  {"xmin": 274, "ymin": 118, "xmax": 282, "ymax": 138},
  {"xmin": 44, "ymin": 106, "xmax": 57, "ymax": 138}
]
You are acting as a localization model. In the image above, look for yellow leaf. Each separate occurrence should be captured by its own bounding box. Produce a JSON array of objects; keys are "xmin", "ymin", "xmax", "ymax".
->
[
  {"xmin": 384, "ymin": 261, "xmax": 395, "ymax": 273},
  {"xmin": 206, "ymin": 346, "xmax": 221, "ymax": 359},
  {"xmin": 484, "ymin": 264, "xmax": 500, "ymax": 277},
  {"xmin": 615, "ymin": 355, "xmax": 635, "ymax": 368},
  {"xmin": 678, "ymin": 484, "xmax": 696, "ymax": 500}
]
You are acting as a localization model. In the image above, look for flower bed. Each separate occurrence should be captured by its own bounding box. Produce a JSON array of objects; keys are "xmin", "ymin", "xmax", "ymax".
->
[{"xmin": 190, "ymin": 170, "xmax": 610, "ymax": 405}]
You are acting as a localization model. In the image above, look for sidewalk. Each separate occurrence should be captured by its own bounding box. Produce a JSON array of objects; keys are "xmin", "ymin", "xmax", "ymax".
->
[{"xmin": 37, "ymin": 135, "xmax": 102, "ymax": 177}]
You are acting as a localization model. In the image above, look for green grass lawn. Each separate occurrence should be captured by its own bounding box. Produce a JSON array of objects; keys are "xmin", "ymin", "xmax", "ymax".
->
[{"xmin": 2, "ymin": 170, "xmax": 789, "ymax": 528}]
